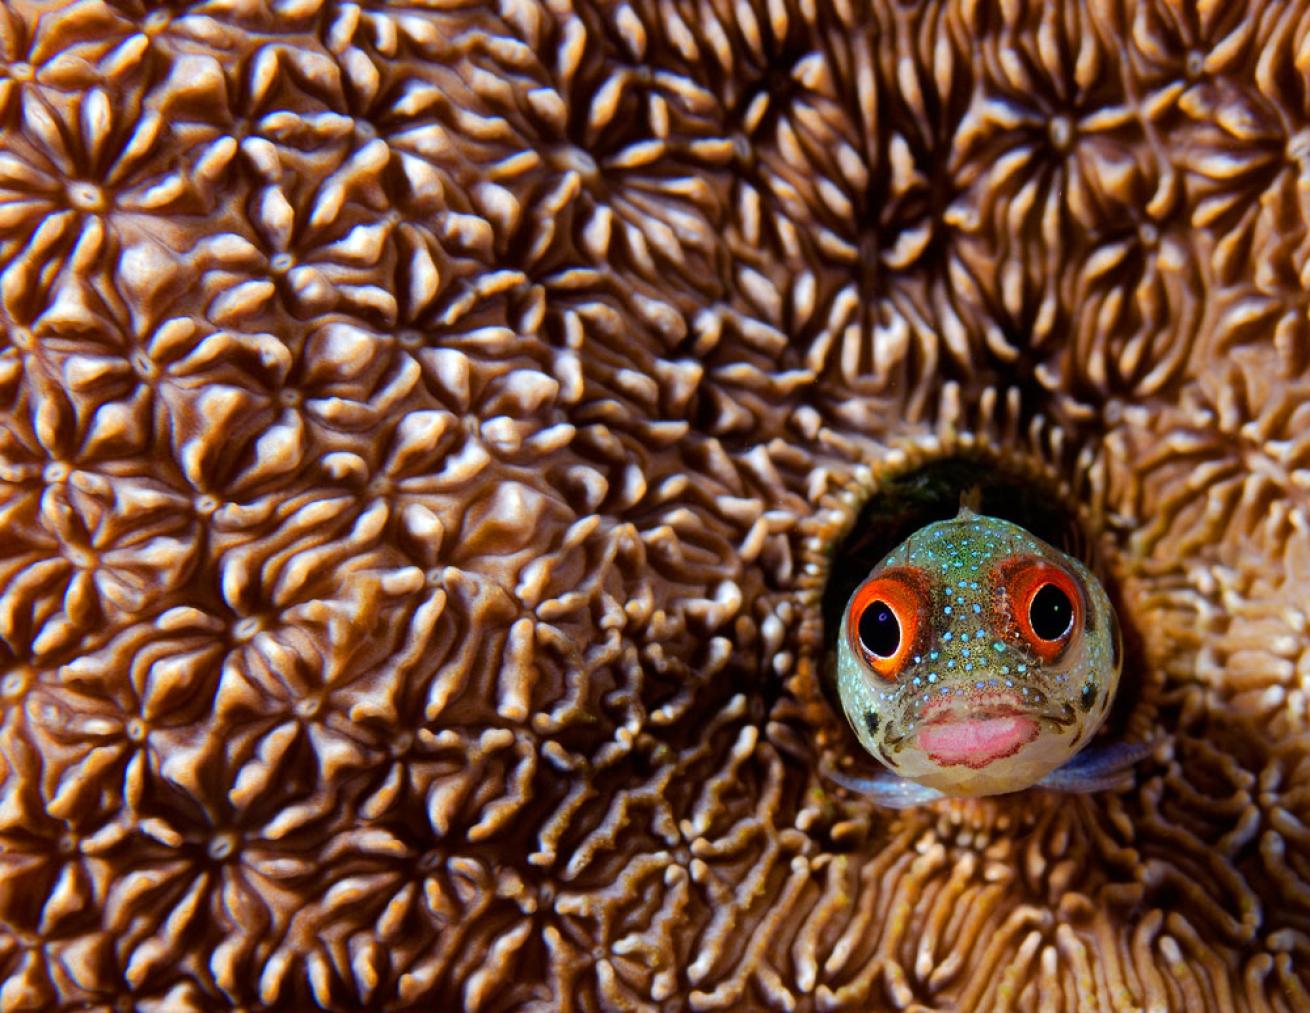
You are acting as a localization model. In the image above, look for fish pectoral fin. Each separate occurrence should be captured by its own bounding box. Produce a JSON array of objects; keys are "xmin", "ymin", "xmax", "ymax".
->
[
  {"xmin": 1038, "ymin": 739, "xmax": 1155, "ymax": 794},
  {"xmin": 824, "ymin": 764, "xmax": 949, "ymax": 809}
]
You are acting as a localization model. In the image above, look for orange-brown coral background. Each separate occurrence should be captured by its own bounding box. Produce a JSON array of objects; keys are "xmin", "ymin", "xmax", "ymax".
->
[{"xmin": 0, "ymin": 0, "xmax": 1308, "ymax": 1008}]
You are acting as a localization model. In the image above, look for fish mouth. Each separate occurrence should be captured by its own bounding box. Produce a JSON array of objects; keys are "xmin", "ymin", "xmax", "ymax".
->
[{"xmin": 890, "ymin": 691, "xmax": 1078, "ymax": 770}]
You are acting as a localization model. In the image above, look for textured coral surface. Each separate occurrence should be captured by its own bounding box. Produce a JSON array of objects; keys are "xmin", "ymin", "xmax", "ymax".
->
[{"xmin": 1, "ymin": 0, "xmax": 1309, "ymax": 1008}]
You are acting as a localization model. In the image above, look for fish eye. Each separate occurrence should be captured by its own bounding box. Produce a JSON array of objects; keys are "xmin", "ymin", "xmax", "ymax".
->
[
  {"xmin": 1029, "ymin": 583, "xmax": 1073, "ymax": 641},
  {"xmin": 846, "ymin": 569, "xmax": 927, "ymax": 680},
  {"xmin": 994, "ymin": 558, "xmax": 1083, "ymax": 662},
  {"xmin": 858, "ymin": 601, "xmax": 901, "ymax": 658}
]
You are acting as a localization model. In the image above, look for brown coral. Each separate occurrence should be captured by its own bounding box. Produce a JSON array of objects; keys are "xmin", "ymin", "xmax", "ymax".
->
[{"xmin": 0, "ymin": 0, "xmax": 1308, "ymax": 1008}]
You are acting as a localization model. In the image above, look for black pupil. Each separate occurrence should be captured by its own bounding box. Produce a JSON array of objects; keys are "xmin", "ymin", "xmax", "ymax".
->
[
  {"xmin": 859, "ymin": 602, "xmax": 900, "ymax": 658},
  {"xmin": 1029, "ymin": 583, "xmax": 1073, "ymax": 641}
]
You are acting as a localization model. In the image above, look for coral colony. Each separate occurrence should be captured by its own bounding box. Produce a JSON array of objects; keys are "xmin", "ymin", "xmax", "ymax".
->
[{"xmin": 0, "ymin": 0, "xmax": 1305, "ymax": 1008}]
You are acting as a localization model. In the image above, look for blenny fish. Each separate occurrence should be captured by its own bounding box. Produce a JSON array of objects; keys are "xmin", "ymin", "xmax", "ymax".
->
[{"xmin": 831, "ymin": 506, "xmax": 1150, "ymax": 808}]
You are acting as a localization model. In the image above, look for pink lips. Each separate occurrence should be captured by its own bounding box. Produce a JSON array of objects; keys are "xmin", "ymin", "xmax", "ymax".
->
[{"xmin": 915, "ymin": 693, "xmax": 1040, "ymax": 769}]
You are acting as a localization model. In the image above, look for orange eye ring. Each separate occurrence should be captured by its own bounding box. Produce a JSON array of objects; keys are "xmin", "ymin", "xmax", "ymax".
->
[
  {"xmin": 994, "ymin": 558, "xmax": 1083, "ymax": 662},
  {"xmin": 847, "ymin": 569, "xmax": 927, "ymax": 681}
]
